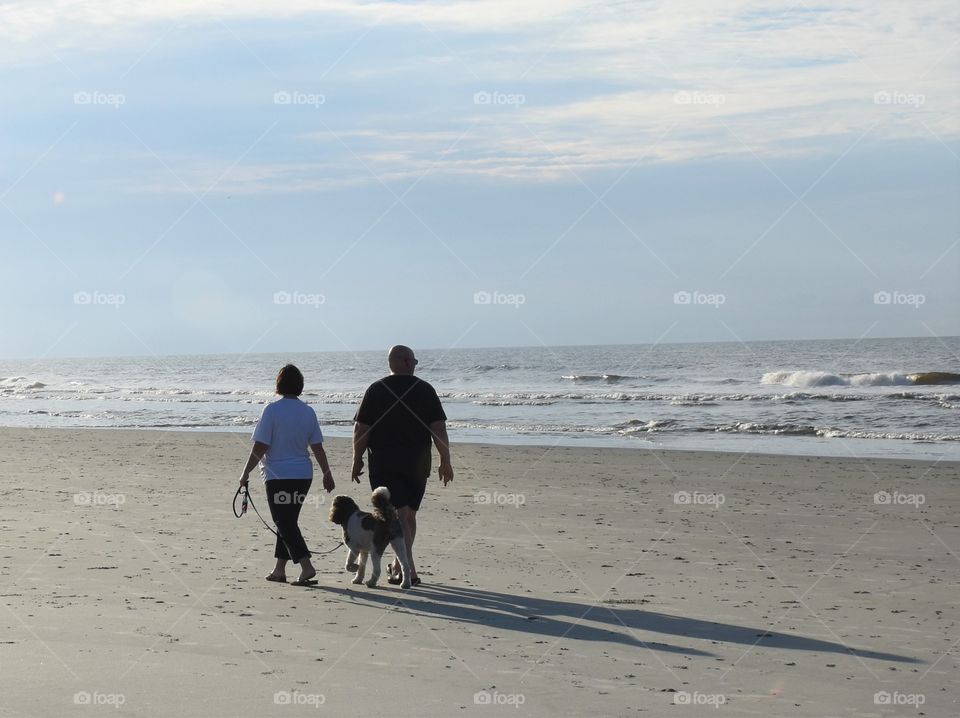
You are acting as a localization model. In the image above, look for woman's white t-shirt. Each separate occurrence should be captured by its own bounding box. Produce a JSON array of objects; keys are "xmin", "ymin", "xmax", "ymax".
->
[{"xmin": 252, "ymin": 398, "xmax": 323, "ymax": 480}]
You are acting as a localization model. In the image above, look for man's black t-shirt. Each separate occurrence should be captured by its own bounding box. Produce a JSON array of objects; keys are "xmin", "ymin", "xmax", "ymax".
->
[{"xmin": 354, "ymin": 375, "xmax": 447, "ymax": 478}]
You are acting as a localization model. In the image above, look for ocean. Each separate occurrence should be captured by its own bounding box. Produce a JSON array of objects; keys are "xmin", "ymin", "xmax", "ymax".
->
[{"xmin": 1, "ymin": 337, "xmax": 958, "ymax": 460}]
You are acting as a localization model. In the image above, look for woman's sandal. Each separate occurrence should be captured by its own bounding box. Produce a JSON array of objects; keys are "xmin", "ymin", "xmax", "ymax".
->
[
  {"xmin": 291, "ymin": 570, "xmax": 318, "ymax": 586},
  {"xmin": 265, "ymin": 574, "xmax": 287, "ymax": 583}
]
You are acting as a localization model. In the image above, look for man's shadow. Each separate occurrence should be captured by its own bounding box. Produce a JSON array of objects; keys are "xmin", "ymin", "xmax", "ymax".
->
[{"xmin": 313, "ymin": 582, "xmax": 920, "ymax": 664}]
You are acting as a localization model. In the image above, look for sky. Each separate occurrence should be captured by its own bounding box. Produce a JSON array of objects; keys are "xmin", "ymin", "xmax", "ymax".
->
[{"xmin": 1, "ymin": 0, "xmax": 958, "ymax": 359}]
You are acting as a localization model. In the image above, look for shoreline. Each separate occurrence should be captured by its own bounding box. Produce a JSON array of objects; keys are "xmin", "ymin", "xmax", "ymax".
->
[{"xmin": 6, "ymin": 424, "xmax": 958, "ymax": 466}]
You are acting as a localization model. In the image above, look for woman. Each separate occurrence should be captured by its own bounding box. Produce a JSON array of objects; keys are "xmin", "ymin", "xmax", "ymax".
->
[{"xmin": 239, "ymin": 364, "xmax": 334, "ymax": 585}]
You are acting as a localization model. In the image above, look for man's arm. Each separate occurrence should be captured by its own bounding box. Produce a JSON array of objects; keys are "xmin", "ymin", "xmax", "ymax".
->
[
  {"xmin": 239, "ymin": 441, "xmax": 269, "ymax": 486},
  {"xmin": 430, "ymin": 420, "xmax": 453, "ymax": 485},
  {"xmin": 351, "ymin": 422, "xmax": 370, "ymax": 483}
]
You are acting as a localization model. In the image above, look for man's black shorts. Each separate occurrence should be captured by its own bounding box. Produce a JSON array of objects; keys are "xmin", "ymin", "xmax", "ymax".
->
[{"xmin": 369, "ymin": 471, "xmax": 428, "ymax": 511}]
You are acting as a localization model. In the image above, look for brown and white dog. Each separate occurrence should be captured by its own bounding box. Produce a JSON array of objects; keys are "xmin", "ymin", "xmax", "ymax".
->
[{"xmin": 328, "ymin": 487, "xmax": 412, "ymax": 589}]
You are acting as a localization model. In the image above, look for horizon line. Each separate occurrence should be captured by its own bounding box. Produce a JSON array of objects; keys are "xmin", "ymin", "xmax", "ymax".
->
[{"xmin": 2, "ymin": 332, "xmax": 957, "ymax": 363}]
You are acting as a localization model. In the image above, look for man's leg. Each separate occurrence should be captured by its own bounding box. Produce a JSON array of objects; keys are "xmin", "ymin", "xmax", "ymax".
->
[{"xmin": 395, "ymin": 506, "xmax": 417, "ymax": 579}]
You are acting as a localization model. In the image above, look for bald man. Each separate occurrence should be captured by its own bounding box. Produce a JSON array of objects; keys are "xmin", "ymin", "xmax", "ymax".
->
[{"xmin": 352, "ymin": 345, "xmax": 453, "ymax": 586}]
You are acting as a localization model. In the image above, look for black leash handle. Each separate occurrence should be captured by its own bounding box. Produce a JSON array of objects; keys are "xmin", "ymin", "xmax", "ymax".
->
[
  {"xmin": 233, "ymin": 486, "xmax": 248, "ymax": 518},
  {"xmin": 234, "ymin": 485, "xmax": 281, "ymax": 538},
  {"xmin": 232, "ymin": 485, "xmax": 344, "ymax": 555}
]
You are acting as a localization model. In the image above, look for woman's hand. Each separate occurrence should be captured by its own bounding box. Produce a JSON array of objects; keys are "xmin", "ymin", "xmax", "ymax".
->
[
  {"xmin": 351, "ymin": 456, "xmax": 364, "ymax": 484},
  {"xmin": 322, "ymin": 470, "xmax": 335, "ymax": 493}
]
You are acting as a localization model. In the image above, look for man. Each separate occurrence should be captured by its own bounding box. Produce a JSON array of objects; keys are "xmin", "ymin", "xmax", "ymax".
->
[{"xmin": 352, "ymin": 345, "xmax": 453, "ymax": 586}]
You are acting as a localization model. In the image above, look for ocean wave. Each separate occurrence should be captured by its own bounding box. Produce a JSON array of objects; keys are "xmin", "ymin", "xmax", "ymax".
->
[
  {"xmin": 615, "ymin": 418, "xmax": 678, "ymax": 434},
  {"xmin": 560, "ymin": 374, "xmax": 634, "ymax": 384},
  {"xmin": 762, "ymin": 370, "xmax": 960, "ymax": 388},
  {"xmin": 0, "ymin": 377, "xmax": 46, "ymax": 390}
]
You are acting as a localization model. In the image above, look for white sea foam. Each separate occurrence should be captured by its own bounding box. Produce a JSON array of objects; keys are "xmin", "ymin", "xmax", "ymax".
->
[{"xmin": 762, "ymin": 371, "xmax": 907, "ymax": 388}]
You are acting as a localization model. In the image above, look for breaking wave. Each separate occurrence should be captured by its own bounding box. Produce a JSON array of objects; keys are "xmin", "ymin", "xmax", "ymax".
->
[{"xmin": 762, "ymin": 370, "xmax": 960, "ymax": 388}]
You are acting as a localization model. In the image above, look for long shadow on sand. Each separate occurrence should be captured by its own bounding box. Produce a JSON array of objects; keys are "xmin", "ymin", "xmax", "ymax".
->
[{"xmin": 314, "ymin": 582, "xmax": 920, "ymax": 664}]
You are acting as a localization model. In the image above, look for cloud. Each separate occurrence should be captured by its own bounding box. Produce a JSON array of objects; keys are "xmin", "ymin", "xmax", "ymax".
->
[
  {"xmin": 10, "ymin": 1, "xmax": 956, "ymax": 190},
  {"xmin": 0, "ymin": 0, "xmax": 584, "ymax": 47}
]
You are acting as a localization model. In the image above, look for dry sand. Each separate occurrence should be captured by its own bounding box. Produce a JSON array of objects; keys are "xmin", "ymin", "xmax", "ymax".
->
[{"xmin": 1, "ymin": 427, "xmax": 957, "ymax": 717}]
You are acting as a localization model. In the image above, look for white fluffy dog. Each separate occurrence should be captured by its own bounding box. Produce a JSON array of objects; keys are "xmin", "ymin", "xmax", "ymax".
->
[{"xmin": 328, "ymin": 487, "xmax": 412, "ymax": 589}]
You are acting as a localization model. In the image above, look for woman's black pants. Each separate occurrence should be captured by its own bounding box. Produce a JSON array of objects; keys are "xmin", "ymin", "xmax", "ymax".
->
[{"xmin": 265, "ymin": 479, "xmax": 313, "ymax": 563}]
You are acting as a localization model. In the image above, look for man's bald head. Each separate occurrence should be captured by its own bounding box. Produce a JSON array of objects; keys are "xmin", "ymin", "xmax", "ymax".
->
[{"xmin": 388, "ymin": 345, "xmax": 418, "ymax": 375}]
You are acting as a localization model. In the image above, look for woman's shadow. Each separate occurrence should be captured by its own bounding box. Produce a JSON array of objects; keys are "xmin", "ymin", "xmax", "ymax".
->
[{"xmin": 313, "ymin": 582, "xmax": 920, "ymax": 664}]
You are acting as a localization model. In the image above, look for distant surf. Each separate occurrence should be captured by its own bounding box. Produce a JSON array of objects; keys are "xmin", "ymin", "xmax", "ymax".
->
[
  {"xmin": 761, "ymin": 370, "xmax": 960, "ymax": 388},
  {"xmin": 2, "ymin": 338, "xmax": 958, "ymax": 459}
]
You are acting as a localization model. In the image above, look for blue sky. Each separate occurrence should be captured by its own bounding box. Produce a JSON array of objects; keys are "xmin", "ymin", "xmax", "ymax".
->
[{"xmin": 1, "ymin": 1, "xmax": 957, "ymax": 359}]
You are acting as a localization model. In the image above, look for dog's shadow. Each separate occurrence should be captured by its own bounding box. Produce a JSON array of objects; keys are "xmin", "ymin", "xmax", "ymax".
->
[{"xmin": 313, "ymin": 582, "xmax": 920, "ymax": 663}]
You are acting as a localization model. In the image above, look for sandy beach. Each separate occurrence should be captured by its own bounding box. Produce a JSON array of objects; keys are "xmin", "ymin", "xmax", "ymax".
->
[{"xmin": 1, "ymin": 427, "xmax": 957, "ymax": 717}]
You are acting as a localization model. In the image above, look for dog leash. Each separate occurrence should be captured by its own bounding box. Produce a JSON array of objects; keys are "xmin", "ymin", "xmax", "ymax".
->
[{"xmin": 233, "ymin": 486, "xmax": 344, "ymax": 555}]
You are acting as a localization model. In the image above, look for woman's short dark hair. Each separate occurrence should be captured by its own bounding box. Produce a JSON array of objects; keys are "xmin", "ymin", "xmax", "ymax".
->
[{"xmin": 276, "ymin": 364, "xmax": 304, "ymax": 396}]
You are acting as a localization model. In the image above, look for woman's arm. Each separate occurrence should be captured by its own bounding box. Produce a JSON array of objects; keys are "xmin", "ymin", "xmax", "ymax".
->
[
  {"xmin": 311, "ymin": 443, "xmax": 335, "ymax": 492},
  {"xmin": 239, "ymin": 441, "xmax": 269, "ymax": 486}
]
